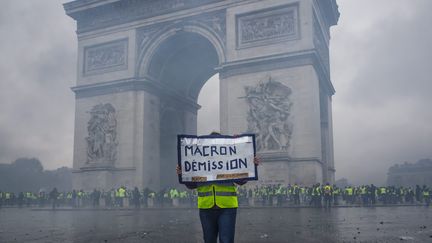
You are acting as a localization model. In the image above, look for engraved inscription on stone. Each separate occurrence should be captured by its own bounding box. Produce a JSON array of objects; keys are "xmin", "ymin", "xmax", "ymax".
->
[
  {"xmin": 84, "ymin": 39, "xmax": 128, "ymax": 75},
  {"xmin": 237, "ymin": 4, "xmax": 299, "ymax": 49},
  {"xmin": 86, "ymin": 103, "xmax": 118, "ymax": 165},
  {"xmin": 241, "ymin": 76, "xmax": 293, "ymax": 152}
]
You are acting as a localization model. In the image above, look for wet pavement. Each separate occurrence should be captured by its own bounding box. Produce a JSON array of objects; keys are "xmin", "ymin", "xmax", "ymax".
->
[{"xmin": 0, "ymin": 206, "xmax": 431, "ymax": 242}]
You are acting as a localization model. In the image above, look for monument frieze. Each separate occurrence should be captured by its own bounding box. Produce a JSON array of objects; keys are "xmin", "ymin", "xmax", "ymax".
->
[
  {"xmin": 72, "ymin": 0, "xmax": 223, "ymax": 33},
  {"xmin": 236, "ymin": 4, "xmax": 299, "ymax": 49},
  {"xmin": 84, "ymin": 38, "xmax": 128, "ymax": 76}
]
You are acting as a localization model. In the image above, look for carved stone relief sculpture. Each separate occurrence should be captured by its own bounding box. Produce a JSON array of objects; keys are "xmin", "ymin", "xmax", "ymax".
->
[
  {"xmin": 85, "ymin": 103, "xmax": 118, "ymax": 165},
  {"xmin": 237, "ymin": 4, "xmax": 299, "ymax": 49},
  {"xmin": 84, "ymin": 39, "xmax": 128, "ymax": 76},
  {"xmin": 76, "ymin": 0, "xmax": 220, "ymax": 32},
  {"xmin": 241, "ymin": 76, "xmax": 293, "ymax": 152}
]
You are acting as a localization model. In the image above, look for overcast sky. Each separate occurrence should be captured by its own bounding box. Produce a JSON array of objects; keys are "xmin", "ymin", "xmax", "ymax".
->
[{"xmin": 0, "ymin": 0, "xmax": 431, "ymax": 185}]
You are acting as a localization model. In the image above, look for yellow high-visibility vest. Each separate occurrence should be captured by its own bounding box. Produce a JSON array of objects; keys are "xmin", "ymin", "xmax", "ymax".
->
[
  {"xmin": 197, "ymin": 183, "xmax": 238, "ymax": 209},
  {"xmin": 324, "ymin": 185, "xmax": 332, "ymax": 195},
  {"xmin": 170, "ymin": 189, "xmax": 179, "ymax": 199},
  {"xmin": 119, "ymin": 188, "xmax": 126, "ymax": 198}
]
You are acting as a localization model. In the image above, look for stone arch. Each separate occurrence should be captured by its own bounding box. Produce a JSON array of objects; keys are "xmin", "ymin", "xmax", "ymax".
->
[
  {"xmin": 137, "ymin": 22, "xmax": 226, "ymax": 86},
  {"xmin": 137, "ymin": 22, "xmax": 225, "ymax": 189}
]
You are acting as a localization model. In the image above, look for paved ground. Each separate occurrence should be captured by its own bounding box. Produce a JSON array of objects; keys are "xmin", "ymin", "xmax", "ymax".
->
[{"xmin": 0, "ymin": 206, "xmax": 431, "ymax": 242}]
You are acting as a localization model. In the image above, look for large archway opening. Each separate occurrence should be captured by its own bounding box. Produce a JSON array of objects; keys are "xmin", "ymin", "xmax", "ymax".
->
[
  {"xmin": 197, "ymin": 74, "xmax": 220, "ymax": 135},
  {"xmin": 148, "ymin": 31, "xmax": 220, "ymax": 188}
]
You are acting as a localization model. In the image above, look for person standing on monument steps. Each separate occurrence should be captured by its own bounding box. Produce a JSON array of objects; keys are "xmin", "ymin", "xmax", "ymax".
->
[{"xmin": 176, "ymin": 132, "xmax": 260, "ymax": 243}]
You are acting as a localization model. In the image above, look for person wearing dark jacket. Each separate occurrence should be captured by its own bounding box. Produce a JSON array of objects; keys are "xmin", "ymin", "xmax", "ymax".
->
[{"xmin": 49, "ymin": 187, "xmax": 59, "ymax": 209}]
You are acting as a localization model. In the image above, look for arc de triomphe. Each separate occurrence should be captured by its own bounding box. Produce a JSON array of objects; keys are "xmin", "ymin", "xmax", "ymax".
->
[{"xmin": 64, "ymin": 0, "xmax": 339, "ymax": 191}]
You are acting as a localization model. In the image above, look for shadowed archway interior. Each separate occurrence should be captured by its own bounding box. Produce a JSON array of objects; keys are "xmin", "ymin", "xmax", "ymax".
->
[
  {"xmin": 148, "ymin": 31, "xmax": 219, "ymax": 100},
  {"xmin": 149, "ymin": 31, "xmax": 220, "ymax": 188}
]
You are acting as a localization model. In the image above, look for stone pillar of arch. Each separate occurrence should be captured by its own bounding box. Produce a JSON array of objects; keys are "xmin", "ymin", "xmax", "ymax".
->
[{"xmin": 64, "ymin": 0, "xmax": 339, "ymax": 191}]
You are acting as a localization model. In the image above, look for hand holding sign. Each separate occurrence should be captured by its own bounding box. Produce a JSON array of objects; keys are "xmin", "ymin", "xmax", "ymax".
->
[
  {"xmin": 253, "ymin": 156, "xmax": 261, "ymax": 165},
  {"xmin": 176, "ymin": 164, "xmax": 182, "ymax": 175}
]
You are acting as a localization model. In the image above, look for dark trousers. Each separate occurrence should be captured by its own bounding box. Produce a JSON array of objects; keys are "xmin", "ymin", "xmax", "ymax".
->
[
  {"xmin": 293, "ymin": 194, "xmax": 300, "ymax": 205},
  {"xmin": 51, "ymin": 199, "xmax": 57, "ymax": 209},
  {"xmin": 199, "ymin": 208, "xmax": 237, "ymax": 243},
  {"xmin": 324, "ymin": 195, "xmax": 332, "ymax": 208}
]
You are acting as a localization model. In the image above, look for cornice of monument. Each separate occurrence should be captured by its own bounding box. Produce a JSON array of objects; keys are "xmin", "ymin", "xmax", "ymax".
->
[
  {"xmin": 63, "ymin": 0, "xmax": 119, "ymax": 13},
  {"xmin": 64, "ymin": 0, "xmax": 263, "ymax": 34},
  {"xmin": 219, "ymin": 49, "xmax": 335, "ymax": 95},
  {"xmin": 64, "ymin": 0, "xmax": 223, "ymax": 33},
  {"xmin": 314, "ymin": 0, "xmax": 340, "ymax": 26},
  {"xmin": 71, "ymin": 78, "xmax": 201, "ymax": 112}
]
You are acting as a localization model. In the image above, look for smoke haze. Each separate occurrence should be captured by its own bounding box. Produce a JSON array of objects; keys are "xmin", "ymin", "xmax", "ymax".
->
[{"xmin": 0, "ymin": 0, "xmax": 431, "ymax": 185}]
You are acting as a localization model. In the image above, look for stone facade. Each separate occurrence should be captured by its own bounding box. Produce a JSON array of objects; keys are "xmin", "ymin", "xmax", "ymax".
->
[
  {"xmin": 387, "ymin": 159, "xmax": 432, "ymax": 187},
  {"xmin": 64, "ymin": 0, "xmax": 339, "ymax": 190}
]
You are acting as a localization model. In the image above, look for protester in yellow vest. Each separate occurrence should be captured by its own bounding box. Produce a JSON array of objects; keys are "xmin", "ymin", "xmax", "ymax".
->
[
  {"xmin": 323, "ymin": 182, "xmax": 333, "ymax": 208},
  {"xmin": 118, "ymin": 186, "xmax": 126, "ymax": 207},
  {"xmin": 177, "ymin": 132, "xmax": 260, "ymax": 243},
  {"xmin": 423, "ymin": 186, "xmax": 430, "ymax": 206}
]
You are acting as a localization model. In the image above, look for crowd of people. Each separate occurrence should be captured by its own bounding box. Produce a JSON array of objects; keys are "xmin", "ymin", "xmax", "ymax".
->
[
  {"xmin": 0, "ymin": 183, "xmax": 430, "ymax": 209},
  {"xmin": 237, "ymin": 183, "xmax": 431, "ymax": 207}
]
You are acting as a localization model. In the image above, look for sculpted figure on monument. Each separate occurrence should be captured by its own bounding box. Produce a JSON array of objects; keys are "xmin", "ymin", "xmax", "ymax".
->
[
  {"xmin": 242, "ymin": 76, "xmax": 293, "ymax": 152},
  {"xmin": 86, "ymin": 103, "xmax": 118, "ymax": 164}
]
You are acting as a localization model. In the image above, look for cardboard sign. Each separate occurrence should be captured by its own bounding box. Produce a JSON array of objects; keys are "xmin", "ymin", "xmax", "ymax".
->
[{"xmin": 177, "ymin": 134, "xmax": 257, "ymax": 183}]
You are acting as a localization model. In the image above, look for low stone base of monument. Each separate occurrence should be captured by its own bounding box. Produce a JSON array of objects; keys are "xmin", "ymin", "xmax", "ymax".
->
[
  {"xmin": 72, "ymin": 168, "xmax": 137, "ymax": 191},
  {"xmin": 257, "ymin": 159, "xmax": 325, "ymax": 185},
  {"xmin": 172, "ymin": 198, "xmax": 179, "ymax": 207},
  {"xmin": 73, "ymin": 170, "xmax": 113, "ymax": 191},
  {"xmin": 147, "ymin": 198, "xmax": 154, "ymax": 208},
  {"xmin": 248, "ymin": 197, "xmax": 255, "ymax": 206},
  {"xmin": 78, "ymin": 199, "xmax": 84, "ymax": 208},
  {"xmin": 272, "ymin": 196, "xmax": 278, "ymax": 206}
]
